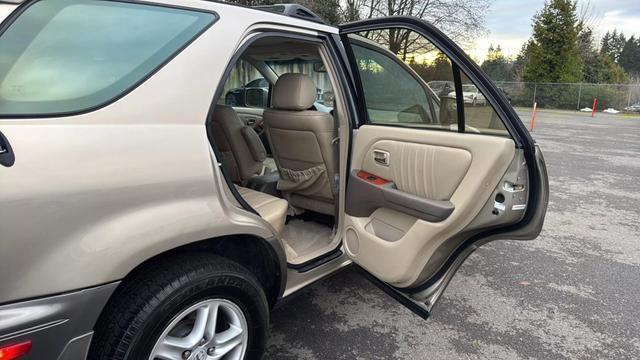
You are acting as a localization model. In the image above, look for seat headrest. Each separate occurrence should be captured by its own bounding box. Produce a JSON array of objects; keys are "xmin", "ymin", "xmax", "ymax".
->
[{"xmin": 272, "ymin": 73, "xmax": 316, "ymax": 111}]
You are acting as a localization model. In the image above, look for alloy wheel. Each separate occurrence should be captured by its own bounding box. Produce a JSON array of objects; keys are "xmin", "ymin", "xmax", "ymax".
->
[{"xmin": 149, "ymin": 299, "xmax": 248, "ymax": 360}]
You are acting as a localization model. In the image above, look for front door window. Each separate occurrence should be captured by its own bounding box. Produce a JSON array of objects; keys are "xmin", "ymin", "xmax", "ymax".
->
[{"xmin": 345, "ymin": 29, "xmax": 508, "ymax": 136}]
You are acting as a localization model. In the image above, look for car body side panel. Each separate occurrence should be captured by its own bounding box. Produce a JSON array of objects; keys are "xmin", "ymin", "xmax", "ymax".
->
[{"xmin": 0, "ymin": 1, "xmax": 333, "ymax": 304}]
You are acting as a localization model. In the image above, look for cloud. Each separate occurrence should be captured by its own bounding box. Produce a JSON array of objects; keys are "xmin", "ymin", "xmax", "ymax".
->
[
  {"xmin": 468, "ymin": 0, "xmax": 640, "ymax": 62},
  {"xmin": 468, "ymin": 0, "xmax": 541, "ymax": 61},
  {"xmin": 596, "ymin": 10, "xmax": 640, "ymax": 39}
]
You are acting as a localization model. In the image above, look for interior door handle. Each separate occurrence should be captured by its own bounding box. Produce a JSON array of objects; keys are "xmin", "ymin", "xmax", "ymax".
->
[
  {"xmin": 373, "ymin": 150, "xmax": 390, "ymax": 166},
  {"xmin": 0, "ymin": 130, "xmax": 15, "ymax": 167}
]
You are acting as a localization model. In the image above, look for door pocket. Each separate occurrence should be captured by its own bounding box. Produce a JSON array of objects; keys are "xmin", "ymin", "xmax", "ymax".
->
[{"xmin": 364, "ymin": 208, "xmax": 418, "ymax": 242}]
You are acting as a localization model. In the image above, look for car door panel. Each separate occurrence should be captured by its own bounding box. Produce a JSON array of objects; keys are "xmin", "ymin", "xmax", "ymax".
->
[
  {"xmin": 232, "ymin": 107, "xmax": 263, "ymax": 128},
  {"xmin": 337, "ymin": 17, "xmax": 548, "ymax": 318},
  {"xmin": 360, "ymin": 140, "xmax": 472, "ymax": 201},
  {"xmin": 344, "ymin": 125, "xmax": 518, "ymax": 288},
  {"xmin": 406, "ymin": 146, "xmax": 546, "ymax": 315}
]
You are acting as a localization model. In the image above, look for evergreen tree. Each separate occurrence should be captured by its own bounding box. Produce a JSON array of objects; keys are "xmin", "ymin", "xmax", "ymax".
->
[
  {"xmin": 600, "ymin": 29, "xmax": 627, "ymax": 63},
  {"xmin": 512, "ymin": 41, "xmax": 531, "ymax": 81},
  {"xmin": 522, "ymin": 0, "xmax": 582, "ymax": 83},
  {"xmin": 600, "ymin": 31, "xmax": 612, "ymax": 57},
  {"xmin": 610, "ymin": 30, "xmax": 627, "ymax": 63},
  {"xmin": 432, "ymin": 52, "xmax": 455, "ymax": 81},
  {"xmin": 580, "ymin": 26, "xmax": 628, "ymax": 83},
  {"xmin": 598, "ymin": 55, "xmax": 628, "ymax": 83},
  {"xmin": 481, "ymin": 44, "xmax": 515, "ymax": 81},
  {"xmin": 619, "ymin": 36, "xmax": 640, "ymax": 76}
]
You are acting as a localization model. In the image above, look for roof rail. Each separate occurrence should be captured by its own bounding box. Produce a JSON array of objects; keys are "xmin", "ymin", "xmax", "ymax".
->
[{"xmin": 253, "ymin": 4, "xmax": 325, "ymax": 24}]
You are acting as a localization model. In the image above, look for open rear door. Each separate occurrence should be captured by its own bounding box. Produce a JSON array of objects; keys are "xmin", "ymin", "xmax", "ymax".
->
[{"xmin": 339, "ymin": 17, "xmax": 549, "ymax": 318}]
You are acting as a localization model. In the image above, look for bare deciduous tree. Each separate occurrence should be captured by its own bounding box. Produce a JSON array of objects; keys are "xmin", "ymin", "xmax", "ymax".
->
[
  {"xmin": 342, "ymin": 0, "xmax": 490, "ymax": 60},
  {"xmin": 342, "ymin": 0, "xmax": 379, "ymax": 22},
  {"xmin": 224, "ymin": 0, "xmax": 490, "ymax": 58},
  {"xmin": 362, "ymin": 0, "xmax": 490, "ymax": 40}
]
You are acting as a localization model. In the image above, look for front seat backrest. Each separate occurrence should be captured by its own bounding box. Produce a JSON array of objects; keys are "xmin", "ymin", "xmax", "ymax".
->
[
  {"xmin": 263, "ymin": 73, "xmax": 337, "ymax": 215},
  {"xmin": 211, "ymin": 105, "xmax": 266, "ymax": 184}
]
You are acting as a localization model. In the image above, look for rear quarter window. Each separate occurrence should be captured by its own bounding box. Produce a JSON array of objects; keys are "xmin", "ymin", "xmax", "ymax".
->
[{"xmin": 0, "ymin": 0, "xmax": 216, "ymax": 117}]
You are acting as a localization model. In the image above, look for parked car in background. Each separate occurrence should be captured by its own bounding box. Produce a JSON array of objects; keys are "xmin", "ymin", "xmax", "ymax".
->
[
  {"xmin": 624, "ymin": 103, "xmax": 640, "ymax": 113},
  {"xmin": 428, "ymin": 81, "xmax": 486, "ymax": 105},
  {"xmin": 463, "ymin": 84, "xmax": 486, "ymax": 105},
  {"xmin": 448, "ymin": 84, "xmax": 486, "ymax": 106}
]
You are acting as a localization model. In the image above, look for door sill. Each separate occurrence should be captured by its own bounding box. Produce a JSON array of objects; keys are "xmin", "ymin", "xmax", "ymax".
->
[{"xmin": 287, "ymin": 245, "xmax": 343, "ymax": 273}]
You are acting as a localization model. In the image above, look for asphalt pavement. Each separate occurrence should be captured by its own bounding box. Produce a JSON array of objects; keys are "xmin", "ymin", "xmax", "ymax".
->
[{"xmin": 265, "ymin": 109, "xmax": 640, "ymax": 359}]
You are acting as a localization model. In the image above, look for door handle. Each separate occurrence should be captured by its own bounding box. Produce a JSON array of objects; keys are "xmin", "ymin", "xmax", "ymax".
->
[
  {"xmin": 373, "ymin": 149, "xmax": 390, "ymax": 166},
  {"xmin": 0, "ymin": 130, "xmax": 15, "ymax": 167}
]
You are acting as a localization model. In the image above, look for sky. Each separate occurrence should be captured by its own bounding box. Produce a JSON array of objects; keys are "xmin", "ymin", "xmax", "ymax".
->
[{"xmin": 468, "ymin": 0, "xmax": 640, "ymax": 62}]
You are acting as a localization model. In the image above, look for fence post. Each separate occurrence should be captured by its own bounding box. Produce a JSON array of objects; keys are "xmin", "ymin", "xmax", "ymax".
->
[
  {"xmin": 530, "ymin": 102, "xmax": 538, "ymax": 131},
  {"xmin": 576, "ymin": 83, "xmax": 582, "ymax": 110},
  {"xmin": 628, "ymin": 86, "xmax": 632, "ymax": 108},
  {"xmin": 533, "ymin": 83, "xmax": 537, "ymax": 105}
]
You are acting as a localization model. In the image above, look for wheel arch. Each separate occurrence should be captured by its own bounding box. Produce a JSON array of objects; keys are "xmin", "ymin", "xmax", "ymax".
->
[{"xmin": 99, "ymin": 233, "xmax": 286, "ymax": 313}]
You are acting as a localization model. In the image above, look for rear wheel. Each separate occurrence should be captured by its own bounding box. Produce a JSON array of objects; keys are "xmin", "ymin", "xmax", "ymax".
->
[{"xmin": 89, "ymin": 253, "xmax": 269, "ymax": 360}]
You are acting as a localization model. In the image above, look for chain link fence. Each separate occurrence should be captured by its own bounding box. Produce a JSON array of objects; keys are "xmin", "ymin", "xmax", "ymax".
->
[{"xmin": 493, "ymin": 81, "xmax": 640, "ymax": 113}]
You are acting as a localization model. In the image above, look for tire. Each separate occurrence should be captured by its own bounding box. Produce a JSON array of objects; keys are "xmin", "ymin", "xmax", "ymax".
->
[{"xmin": 89, "ymin": 253, "xmax": 269, "ymax": 360}]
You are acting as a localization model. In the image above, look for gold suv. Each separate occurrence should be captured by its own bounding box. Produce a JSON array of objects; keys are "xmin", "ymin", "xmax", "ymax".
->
[{"xmin": 0, "ymin": 1, "xmax": 548, "ymax": 359}]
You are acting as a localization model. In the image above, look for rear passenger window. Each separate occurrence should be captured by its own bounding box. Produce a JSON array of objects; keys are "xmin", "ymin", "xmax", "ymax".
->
[{"xmin": 0, "ymin": 0, "xmax": 215, "ymax": 116}]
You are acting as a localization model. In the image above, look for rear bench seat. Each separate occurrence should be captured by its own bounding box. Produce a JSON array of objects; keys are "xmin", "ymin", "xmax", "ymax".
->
[{"xmin": 236, "ymin": 186, "xmax": 288, "ymax": 235}]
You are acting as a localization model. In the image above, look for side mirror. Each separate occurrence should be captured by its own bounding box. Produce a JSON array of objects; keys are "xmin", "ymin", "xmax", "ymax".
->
[
  {"xmin": 245, "ymin": 88, "xmax": 268, "ymax": 108},
  {"xmin": 438, "ymin": 95, "xmax": 457, "ymax": 126}
]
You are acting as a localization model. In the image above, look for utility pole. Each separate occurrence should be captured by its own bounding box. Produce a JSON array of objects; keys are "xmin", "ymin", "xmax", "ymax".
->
[{"xmin": 576, "ymin": 83, "xmax": 582, "ymax": 110}]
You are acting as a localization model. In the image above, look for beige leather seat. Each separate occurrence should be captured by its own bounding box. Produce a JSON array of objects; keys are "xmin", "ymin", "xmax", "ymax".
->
[
  {"xmin": 263, "ymin": 74, "xmax": 338, "ymax": 216},
  {"xmin": 211, "ymin": 105, "xmax": 267, "ymax": 184},
  {"xmin": 236, "ymin": 186, "xmax": 288, "ymax": 235}
]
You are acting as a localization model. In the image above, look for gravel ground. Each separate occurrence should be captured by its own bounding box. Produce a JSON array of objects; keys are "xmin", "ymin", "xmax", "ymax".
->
[{"xmin": 265, "ymin": 109, "xmax": 640, "ymax": 359}]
